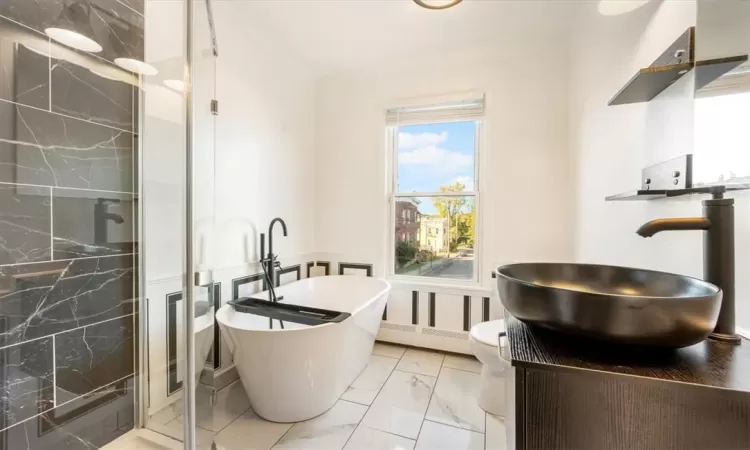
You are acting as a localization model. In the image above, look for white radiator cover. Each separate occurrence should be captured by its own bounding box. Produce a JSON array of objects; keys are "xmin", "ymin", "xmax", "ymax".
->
[{"xmin": 377, "ymin": 321, "xmax": 472, "ymax": 355}]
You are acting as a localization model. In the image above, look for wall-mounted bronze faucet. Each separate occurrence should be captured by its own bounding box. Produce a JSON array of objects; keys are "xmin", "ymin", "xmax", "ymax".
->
[{"xmin": 637, "ymin": 188, "xmax": 740, "ymax": 344}]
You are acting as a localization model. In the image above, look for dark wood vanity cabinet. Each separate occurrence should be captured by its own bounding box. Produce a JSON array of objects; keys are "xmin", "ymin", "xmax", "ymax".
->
[{"xmin": 505, "ymin": 316, "xmax": 750, "ymax": 450}]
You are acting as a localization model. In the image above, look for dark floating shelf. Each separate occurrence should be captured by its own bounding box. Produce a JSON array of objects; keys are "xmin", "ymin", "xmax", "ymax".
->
[
  {"xmin": 695, "ymin": 55, "xmax": 750, "ymax": 91},
  {"xmin": 605, "ymin": 184, "xmax": 750, "ymax": 202},
  {"xmin": 609, "ymin": 27, "xmax": 694, "ymax": 106},
  {"xmin": 609, "ymin": 63, "xmax": 694, "ymax": 106},
  {"xmin": 608, "ymin": 23, "xmax": 748, "ymax": 106}
]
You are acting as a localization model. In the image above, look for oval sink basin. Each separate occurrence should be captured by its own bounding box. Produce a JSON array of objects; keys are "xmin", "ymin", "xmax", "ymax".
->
[{"xmin": 496, "ymin": 263, "xmax": 722, "ymax": 348}]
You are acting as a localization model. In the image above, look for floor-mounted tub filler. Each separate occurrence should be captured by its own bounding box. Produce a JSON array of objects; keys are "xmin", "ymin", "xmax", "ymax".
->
[{"xmin": 216, "ymin": 275, "xmax": 390, "ymax": 422}]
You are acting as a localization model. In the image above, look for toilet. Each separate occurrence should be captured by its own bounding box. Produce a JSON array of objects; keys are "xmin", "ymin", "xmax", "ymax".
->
[{"xmin": 470, "ymin": 319, "xmax": 510, "ymax": 416}]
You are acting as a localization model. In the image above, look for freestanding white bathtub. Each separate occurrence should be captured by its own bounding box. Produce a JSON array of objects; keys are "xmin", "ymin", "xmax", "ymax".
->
[{"xmin": 216, "ymin": 275, "xmax": 390, "ymax": 422}]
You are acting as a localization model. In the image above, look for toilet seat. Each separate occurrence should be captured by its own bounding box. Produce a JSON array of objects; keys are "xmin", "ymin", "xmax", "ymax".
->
[{"xmin": 470, "ymin": 319, "xmax": 506, "ymax": 348}]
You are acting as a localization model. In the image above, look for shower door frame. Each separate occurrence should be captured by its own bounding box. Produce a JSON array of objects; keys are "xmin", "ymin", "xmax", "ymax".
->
[
  {"xmin": 135, "ymin": 0, "xmax": 215, "ymax": 448},
  {"xmin": 182, "ymin": 0, "xmax": 197, "ymax": 446}
]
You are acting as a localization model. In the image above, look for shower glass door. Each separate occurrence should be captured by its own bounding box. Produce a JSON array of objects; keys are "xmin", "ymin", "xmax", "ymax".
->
[{"xmin": 140, "ymin": 0, "xmax": 216, "ymax": 447}]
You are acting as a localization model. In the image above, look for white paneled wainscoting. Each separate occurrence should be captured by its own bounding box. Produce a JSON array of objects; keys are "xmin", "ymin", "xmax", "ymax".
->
[
  {"xmin": 377, "ymin": 283, "xmax": 501, "ymax": 355},
  {"xmin": 304, "ymin": 257, "xmax": 504, "ymax": 355}
]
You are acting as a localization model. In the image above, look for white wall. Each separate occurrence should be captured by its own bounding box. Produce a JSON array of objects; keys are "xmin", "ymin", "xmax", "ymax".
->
[
  {"xmin": 314, "ymin": 40, "xmax": 574, "ymax": 293},
  {"xmin": 570, "ymin": 1, "xmax": 750, "ymax": 330},
  {"xmin": 212, "ymin": 1, "xmax": 316, "ymax": 269}
]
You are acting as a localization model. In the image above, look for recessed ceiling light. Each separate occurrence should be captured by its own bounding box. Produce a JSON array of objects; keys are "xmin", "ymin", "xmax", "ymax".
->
[
  {"xmin": 45, "ymin": 28, "xmax": 102, "ymax": 53},
  {"xmin": 163, "ymin": 79, "xmax": 186, "ymax": 92},
  {"xmin": 115, "ymin": 58, "xmax": 159, "ymax": 76},
  {"xmin": 598, "ymin": 0, "xmax": 650, "ymax": 16},
  {"xmin": 413, "ymin": 0, "xmax": 463, "ymax": 10}
]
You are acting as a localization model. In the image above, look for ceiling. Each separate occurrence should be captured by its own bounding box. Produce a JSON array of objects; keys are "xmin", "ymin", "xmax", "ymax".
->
[{"xmin": 236, "ymin": 0, "xmax": 587, "ymax": 75}]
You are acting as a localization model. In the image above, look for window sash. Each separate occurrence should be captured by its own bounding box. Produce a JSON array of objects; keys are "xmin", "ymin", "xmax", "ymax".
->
[
  {"xmin": 394, "ymin": 192, "xmax": 476, "ymax": 198},
  {"xmin": 391, "ymin": 120, "xmax": 481, "ymax": 196},
  {"xmin": 387, "ymin": 118, "xmax": 483, "ymax": 285}
]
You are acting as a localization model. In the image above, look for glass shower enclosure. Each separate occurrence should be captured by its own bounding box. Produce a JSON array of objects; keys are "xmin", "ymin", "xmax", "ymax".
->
[{"xmin": 0, "ymin": 0, "xmax": 216, "ymax": 446}]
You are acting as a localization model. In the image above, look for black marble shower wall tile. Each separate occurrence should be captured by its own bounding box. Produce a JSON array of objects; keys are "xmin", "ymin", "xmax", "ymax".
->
[
  {"xmin": 116, "ymin": 0, "xmax": 144, "ymax": 15},
  {"xmin": 55, "ymin": 314, "xmax": 134, "ymax": 398},
  {"xmin": 0, "ymin": 17, "xmax": 50, "ymax": 110},
  {"xmin": 0, "ymin": 337, "xmax": 55, "ymax": 430},
  {"xmin": 0, "ymin": 377, "xmax": 134, "ymax": 450},
  {"xmin": 51, "ymin": 55, "xmax": 135, "ymax": 131},
  {"xmin": 0, "ymin": 0, "xmax": 144, "ymax": 64},
  {"xmin": 0, "ymin": 101, "xmax": 134, "ymax": 192},
  {"xmin": 0, "ymin": 255, "xmax": 134, "ymax": 348},
  {"xmin": 0, "ymin": 184, "xmax": 51, "ymax": 266},
  {"xmin": 52, "ymin": 188, "xmax": 135, "ymax": 260}
]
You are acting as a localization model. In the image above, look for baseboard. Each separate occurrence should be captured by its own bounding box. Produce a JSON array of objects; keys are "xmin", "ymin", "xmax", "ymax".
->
[
  {"xmin": 737, "ymin": 327, "xmax": 750, "ymax": 340},
  {"xmin": 377, "ymin": 321, "xmax": 472, "ymax": 355}
]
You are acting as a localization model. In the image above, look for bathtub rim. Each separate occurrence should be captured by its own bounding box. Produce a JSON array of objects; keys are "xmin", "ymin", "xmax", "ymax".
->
[{"xmin": 216, "ymin": 275, "xmax": 391, "ymax": 334}]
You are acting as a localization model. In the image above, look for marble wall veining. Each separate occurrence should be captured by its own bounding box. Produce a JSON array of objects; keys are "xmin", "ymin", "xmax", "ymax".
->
[{"xmin": 0, "ymin": 1, "xmax": 142, "ymax": 448}]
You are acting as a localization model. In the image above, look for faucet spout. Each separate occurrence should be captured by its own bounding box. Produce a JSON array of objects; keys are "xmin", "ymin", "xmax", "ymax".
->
[
  {"xmin": 269, "ymin": 218, "xmax": 288, "ymax": 238},
  {"xmin": 267, "ymin": 217, "xmax": 288, "ymax": 259},
  {"xmin": 94, "ymin": 198, "xmax": 124, "ymax": 245},
  {"xmin": 636, "ymin": 217, "xmax": 711, "ymax": 238},
  {"xmin": 635, "ymin": 197, "xmax": 739, "ymax": 344}
]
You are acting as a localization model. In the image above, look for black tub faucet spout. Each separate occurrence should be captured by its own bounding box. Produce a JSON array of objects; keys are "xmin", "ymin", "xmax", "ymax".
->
[{"xmin": 268, "ymin": 217, "xmax": 288, "ymax": 259}]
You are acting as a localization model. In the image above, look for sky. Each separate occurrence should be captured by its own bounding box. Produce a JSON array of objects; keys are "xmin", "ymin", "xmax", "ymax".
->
[{"xmin": 397, "ymin": 120, "xmax": 475, "ymax": 215}]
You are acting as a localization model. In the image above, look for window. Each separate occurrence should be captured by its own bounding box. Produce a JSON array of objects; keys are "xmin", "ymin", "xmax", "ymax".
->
[
  {"xmin": 387, "ymin": 96, "xmax": 483, "ymax": 282},
  {"xmin": 694, "ymin": 78, "xmax": 750, "ymax": 185}
]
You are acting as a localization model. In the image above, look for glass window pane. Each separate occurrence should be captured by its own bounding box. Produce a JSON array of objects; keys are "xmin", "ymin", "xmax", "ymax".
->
[
  {"xmin": 394, "ymin": 196, "xmax": 475, "ymax": 280},
  {"xmin": 694, "ymin": 92, "xmax": 750, "ymax": 185},
  {"xmin": 397, "ymin": 121, "xmax": 475, "ymax": 194}
]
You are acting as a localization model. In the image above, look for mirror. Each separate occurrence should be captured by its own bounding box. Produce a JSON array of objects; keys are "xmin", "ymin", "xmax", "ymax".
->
[{"xmin": 694, "ymin": 0, "xmax": 750, "ymax": 185}]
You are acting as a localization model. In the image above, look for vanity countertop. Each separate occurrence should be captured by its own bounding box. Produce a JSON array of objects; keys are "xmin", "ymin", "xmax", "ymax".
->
[{"xmin": 504, "ymin": 312, "xmax": 750, "ymax": 393}]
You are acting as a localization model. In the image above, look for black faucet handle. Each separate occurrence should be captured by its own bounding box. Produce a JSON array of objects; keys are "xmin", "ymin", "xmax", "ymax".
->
[{"xmin": 261, "ymin": 255, "xmax": 282, "ymax": 267}]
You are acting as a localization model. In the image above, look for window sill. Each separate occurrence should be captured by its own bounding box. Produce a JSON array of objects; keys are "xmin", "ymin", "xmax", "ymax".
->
[{"xmin": 387, "ymin": 275, "xmax": 491, "ymax": 295}]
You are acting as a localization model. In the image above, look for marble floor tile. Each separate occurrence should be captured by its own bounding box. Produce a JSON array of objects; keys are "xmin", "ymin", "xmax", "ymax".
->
[
  {"xmin": 425, "ymin": 367, "xmax": 485, "ymax": 432},
  {"xmin": 342, "ymin": 355, "xmax": 399, "ymax": 405},
  {"xmin": 272, "ymin": 400, "xmax": 367, "ymax": 450},
  {"xmin": 153, "ymin": 415, "xmax": 216, "ymax": 449},
  {"xmin": 396, "ymin": 349, "xmax": 445, "ymax": 377},
  {"xmin": 372, "ymin": 342, "xmax": 407, "ymax": 359},
  {"xmin": 415, "ymin": 421, "xmax": 484, "ymax": 450},
  {"xmin": 197, "ymin": 381, "xmax": 251, "ymax": 432},
  {"xmin": 102, "ymin": 429, "xmax": 182, "ymax": 450},
  {"xmin": 344, "ymin": 425, "xmax": 416, "ymax": 450},
  {"xmin": 150, "ymin": 402, "xmax": 183, "ymax": 426},
  {"xmin": 214, "ymin": 409, "xmax": 292, "ymax": 450},
  {"xmin": 485, "ymin": 414, "xmax": 507, "ymax": 450},
  {"xmin": 361, "ymin": 369, "xmax": 436, "ymax": 439},
  {"xmin": 442, "ymin": 354, "xmax": 482, "ymax": 374}
]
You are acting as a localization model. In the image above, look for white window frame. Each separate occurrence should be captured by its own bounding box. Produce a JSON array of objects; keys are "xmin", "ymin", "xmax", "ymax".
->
[{"xmin": 386, "ymin": 117, "xmax": 484, "ymax": 288}]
